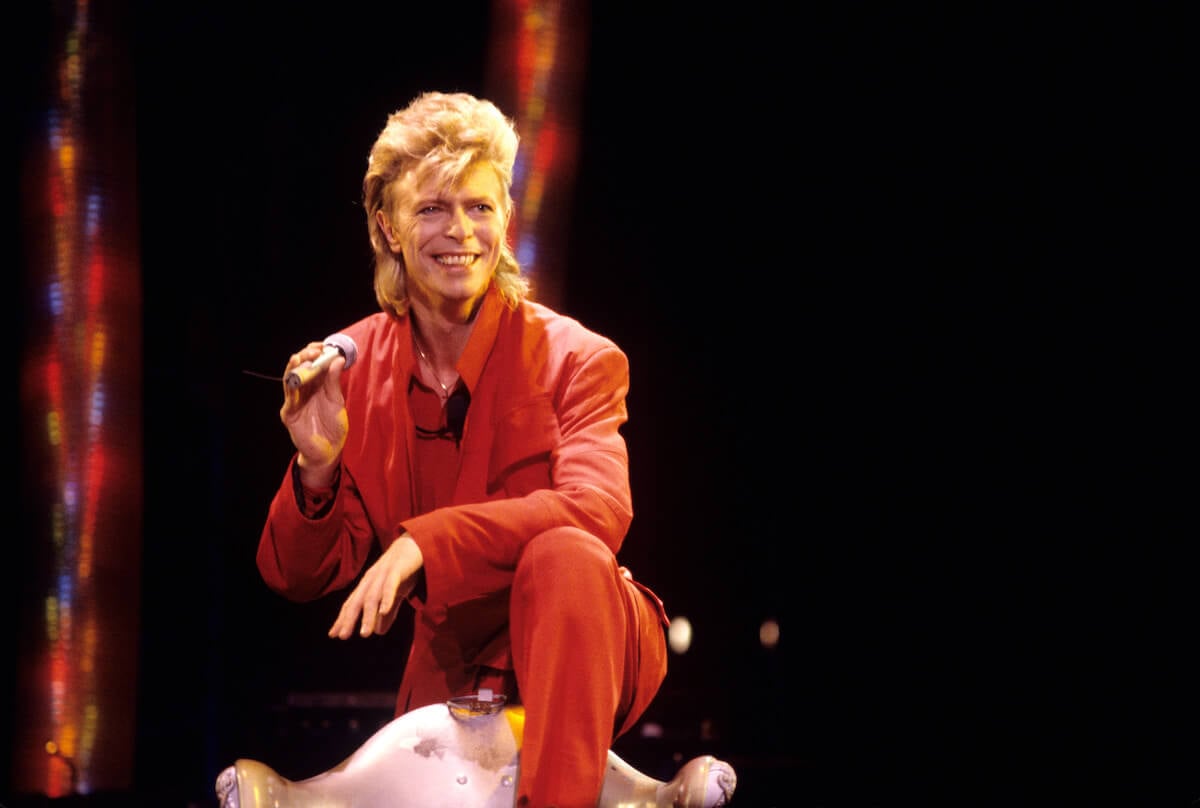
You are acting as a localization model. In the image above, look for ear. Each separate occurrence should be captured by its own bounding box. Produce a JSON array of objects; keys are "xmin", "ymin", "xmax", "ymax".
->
[{"xmin": 376, "ymin": 210, "xmax": 402, "ymax": 251}]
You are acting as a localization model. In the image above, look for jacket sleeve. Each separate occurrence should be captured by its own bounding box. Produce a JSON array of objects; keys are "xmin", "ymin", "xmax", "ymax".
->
[
  {"xmin": 256, "ymin": 455, "xmax": 379, "ymax": 602},
  {"xmin": 403, "ymin": 342, "xmax": 633, "ymax": 610}
]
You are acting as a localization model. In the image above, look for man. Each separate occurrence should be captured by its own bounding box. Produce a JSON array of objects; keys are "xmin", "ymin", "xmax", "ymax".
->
[{"xmin": 257, "ymin": 91, "xmax": 669, "ymax": 807}]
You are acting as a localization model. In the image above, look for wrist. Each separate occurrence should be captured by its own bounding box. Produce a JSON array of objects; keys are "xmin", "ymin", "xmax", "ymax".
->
[{"xmin": 296, "ymin": 455, "xmax": 339, "ymax": 489}]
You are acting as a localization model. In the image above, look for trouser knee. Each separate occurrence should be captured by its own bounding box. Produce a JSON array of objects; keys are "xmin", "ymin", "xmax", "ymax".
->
[{"xmin": 513, "ymin": 527, "xmax": 615, "ymax": 604}]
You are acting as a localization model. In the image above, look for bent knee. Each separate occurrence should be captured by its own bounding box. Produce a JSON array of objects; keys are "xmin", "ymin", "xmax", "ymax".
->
[{"xmin": 515, "ymin": 528, "xmax": 614, "ymax": 588}]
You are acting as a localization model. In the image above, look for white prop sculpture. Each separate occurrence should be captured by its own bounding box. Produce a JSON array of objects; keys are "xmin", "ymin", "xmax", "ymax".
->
[{"xmin": 215, "ymin": 691, "xmax": 737, "ymax": 807}]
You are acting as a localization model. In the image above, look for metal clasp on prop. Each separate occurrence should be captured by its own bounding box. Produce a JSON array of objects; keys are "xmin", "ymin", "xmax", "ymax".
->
[{"xmin": 447, "ymin": 688, "xmax": 508, "ymax": 719}]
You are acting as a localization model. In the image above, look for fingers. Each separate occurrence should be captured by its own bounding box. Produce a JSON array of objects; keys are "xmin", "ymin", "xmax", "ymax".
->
[
  {"xmin": 327, "ymin": 567, "xmax": 407, "ymax": 640},
  {"xmin": 328, "ymin": 588, "xmax": 361, "ymax": 640},
  {"xmin": 285, "ymin": 342, "xmax": 328, "ymax": 379},
  {"xmin": 358, "ymin": 577, "xmax": 384, "ymax": 638},
  {"xmin": 279, "ymin": 342, "xmax": 327, "ymax": 417},
  {"xmin": 327, "ymin": 531, "xmax": 422, "ymax": 642},
  {"xmin": 327, "ymin": 581, "xmax": 380, "ymax": 640},
  {"xmin": 376, "ymin": 607, "xmax": 400, "ymax": 635},
  {"xmin": 378, "ymin": 564, "xmax": 403, "ymax": 620}
]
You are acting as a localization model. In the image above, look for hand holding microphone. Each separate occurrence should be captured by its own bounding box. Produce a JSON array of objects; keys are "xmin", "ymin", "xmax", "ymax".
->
[
  {"xmin": 279, "ymin": 333, "xmax": 359, "ymax": 485},
  {"xmin": 285, "ymin": 333, "xmax": 359, "ymax": 391}
]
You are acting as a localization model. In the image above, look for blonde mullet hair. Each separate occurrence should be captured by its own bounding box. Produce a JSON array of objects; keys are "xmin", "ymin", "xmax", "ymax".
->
[{"xmin": 363, "ymin": 91, "xmax": 530, "ymax": 317}]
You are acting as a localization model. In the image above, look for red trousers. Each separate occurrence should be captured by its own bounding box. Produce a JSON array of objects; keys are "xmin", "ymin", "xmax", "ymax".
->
[{"xmin": 509, "ymin": 528, "xmax": 668, "ymax": 808}]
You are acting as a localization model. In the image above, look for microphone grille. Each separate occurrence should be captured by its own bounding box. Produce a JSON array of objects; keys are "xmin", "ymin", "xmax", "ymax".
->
[{"xmin": 323, "ymin": 333, "xmax": 359, "ymax": 369}]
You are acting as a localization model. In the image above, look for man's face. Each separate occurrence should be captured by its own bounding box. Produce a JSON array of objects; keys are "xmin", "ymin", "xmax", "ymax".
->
[{"xmin": 393, "ymin": 162, "xmax": 507, "ymax": 312}]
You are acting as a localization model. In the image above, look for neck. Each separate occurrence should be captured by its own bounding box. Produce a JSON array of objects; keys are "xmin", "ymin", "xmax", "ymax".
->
[
  {"xmin": 412, "ymin": 285, "xmax": 486, "ymax": 326},
  {"xmin": 410, "ymin": 307, "xmax": 474, "ymax": 389},
  {"xmin": 408, "ymin": 291, "xmax": 482, "ymax": 364}
]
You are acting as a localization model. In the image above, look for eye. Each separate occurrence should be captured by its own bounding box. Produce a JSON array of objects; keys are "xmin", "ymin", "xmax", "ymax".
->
[
  {"xmin": 472, "ymin": 202, "xmax": 494, "ymax": 213},
  {"xmin": 418, "ymin": 205, "xmax": 441, "ymax": 215}
]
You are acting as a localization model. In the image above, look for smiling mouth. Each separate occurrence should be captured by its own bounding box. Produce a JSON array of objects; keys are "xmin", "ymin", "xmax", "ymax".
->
[{"xmin": 436, "ymin": 254, "xmax": 477, "ymax": 267}]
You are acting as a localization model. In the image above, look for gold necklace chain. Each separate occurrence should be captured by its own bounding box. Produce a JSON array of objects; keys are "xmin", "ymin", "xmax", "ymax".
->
[{"xmin": 414, "ymin": 336, "xmax": 455, "ymax": 403}]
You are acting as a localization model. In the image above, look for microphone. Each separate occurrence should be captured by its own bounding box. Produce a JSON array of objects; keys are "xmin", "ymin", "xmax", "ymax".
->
[{"xmin": 285, "ymin": 333, "xmax": 359, "ymax": 390}]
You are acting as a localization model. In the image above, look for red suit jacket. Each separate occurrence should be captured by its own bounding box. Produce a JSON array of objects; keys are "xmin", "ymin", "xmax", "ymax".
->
[{"xmin": 257, "ymin": 284, "xmax": 668, "ymax": 715}]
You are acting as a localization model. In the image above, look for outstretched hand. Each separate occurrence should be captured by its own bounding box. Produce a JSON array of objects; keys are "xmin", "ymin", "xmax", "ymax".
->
[{"xmin": 330, "ymin": 534, "xmax": 424, "ymax": 639}]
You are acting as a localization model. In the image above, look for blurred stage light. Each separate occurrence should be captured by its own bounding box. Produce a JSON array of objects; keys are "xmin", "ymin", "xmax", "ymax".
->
[
  {"xmin": 668, "ymin": 615, "xmax": 692, "ymax": 654},
  {"xmin": 759, "ymin": 618, "xmax": 780, "ymax": 649}
]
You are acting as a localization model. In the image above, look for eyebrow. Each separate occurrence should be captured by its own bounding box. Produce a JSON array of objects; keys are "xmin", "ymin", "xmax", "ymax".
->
[{"xmin": 415, "ymin": 193, "xmax": 498, "ymax": 209}]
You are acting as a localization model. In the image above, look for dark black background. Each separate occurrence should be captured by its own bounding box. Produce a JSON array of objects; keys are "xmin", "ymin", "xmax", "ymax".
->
[{"xmin": 10, "ymin": 2, "xmax": 1192, "ymax": 806}]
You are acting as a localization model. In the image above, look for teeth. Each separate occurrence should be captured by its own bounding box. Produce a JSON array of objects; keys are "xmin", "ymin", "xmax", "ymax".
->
[{"xmin": 437, "ymin": 255, "xmax": 474, "ymax": 266}]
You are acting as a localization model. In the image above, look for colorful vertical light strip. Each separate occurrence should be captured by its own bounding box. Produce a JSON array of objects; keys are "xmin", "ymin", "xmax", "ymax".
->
[
  {"xmin": 41, "ymin": 1, "xmax": 101, "ymax": 794},
  {"xmin": 17, "ymin": 0, "xmax": 142, "ymax": 795},
  {"xmin": 487, "ymin": 0, "xmax": 589, "ymax": 311}
]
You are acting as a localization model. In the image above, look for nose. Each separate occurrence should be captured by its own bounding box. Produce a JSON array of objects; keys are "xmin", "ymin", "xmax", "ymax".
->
[{"xmin": 446, "ymin": 207, "xmax": 473, "ymax": 239}]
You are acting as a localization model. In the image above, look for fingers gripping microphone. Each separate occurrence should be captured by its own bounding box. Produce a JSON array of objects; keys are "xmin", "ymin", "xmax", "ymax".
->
[{"xmin": 285, "ymin": 333, "xmax": 359, "ymax": 391}]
